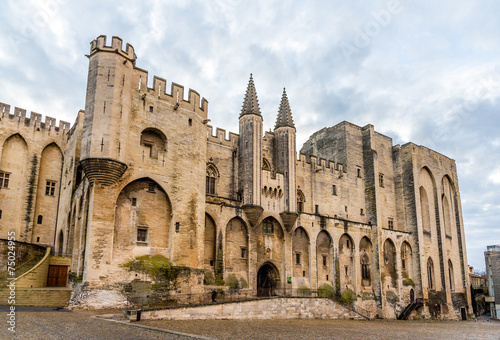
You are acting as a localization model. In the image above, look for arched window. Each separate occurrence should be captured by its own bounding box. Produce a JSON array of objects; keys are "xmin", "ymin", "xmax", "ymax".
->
[
  {"xmin": 361, "ymin": 253, "xmax": 370, "ymax": 281},
  {"xmin": 420, "ymin": 186, "xmax": 431, "ymax": 232},
  {"xmin": 263, "ymin": 158, "xmax": 272, "ymax": 170},
  {"xmin": 206, "ymin": 164, "xmax": 218, "ymax": 195},
  {"xmin": 37, "ymin": 215, "xmax": 43, "ymax": 224},
  {"xmin": 140, "ymin": 128, "xmax": 167, "ymax": 158},
  {"xmin": 427, "ymin": 257, "xmax": 435, "ymax": 290},
  {"xmin": 297, "ymin": 190, "xmax": 305, "ymax": 212},
  {"xmin": 448, "ymin": 260, "xmax": 454, "ymax": 291}
]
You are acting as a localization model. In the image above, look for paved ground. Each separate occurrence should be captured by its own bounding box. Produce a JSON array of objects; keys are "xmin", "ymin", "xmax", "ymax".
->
[
  {"xmin": 141, "ymin": 318, "xmax": 500, "ymax": 340},
  {"xmin": 1, "ymin": 307, "xmax": 499, "ymax": 340}
]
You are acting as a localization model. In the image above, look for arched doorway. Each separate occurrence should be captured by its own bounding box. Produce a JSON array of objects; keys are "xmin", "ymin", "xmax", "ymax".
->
[{"xmin": 257, "ymin": 262, "xmax": 280, "ymax": 296}]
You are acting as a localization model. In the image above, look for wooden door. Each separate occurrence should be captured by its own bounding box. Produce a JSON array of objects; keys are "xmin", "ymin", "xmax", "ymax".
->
[{"xmin": 47, "ymin": 265, "xmax": 68, "ymax": 287}]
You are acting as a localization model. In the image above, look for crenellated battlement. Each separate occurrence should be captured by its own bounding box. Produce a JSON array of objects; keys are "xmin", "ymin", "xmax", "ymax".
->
[
  {"xmin": 0, "ymin": 102, "xmax": 71, "ymax": 133},
  {"xmin": 297, "ymin": 152, "xmax": 345, "ymax": 173},
  {"xmin": 206, "ymin": 125, "xmax": 238, "ymax": 147},
  {"xmin": 138, "ymin": 74, "xmax": 209, "ymax": 114},
  {"xmin": 88, "ymin": 35, "xmax": 209, "ymax": 118},
  {"xmin": 90, "ymin": 35, "xmax": 136, "ymax": 63}
]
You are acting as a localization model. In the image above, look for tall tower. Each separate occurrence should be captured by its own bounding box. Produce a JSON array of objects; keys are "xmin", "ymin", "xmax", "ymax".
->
[
  {"xmin": 238, "ymin": 74, "xmax": 263, "ymax": 208},
  {"xmin": 274, "ymin": 88, "xmax": 297, "ymax": 213},
  {"xmin": 80, "ymin": 36, "xmax": 135, "ymax": 186}
]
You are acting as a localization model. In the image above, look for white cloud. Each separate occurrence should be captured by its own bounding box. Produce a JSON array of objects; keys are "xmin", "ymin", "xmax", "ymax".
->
[{"xmin": 1, "ymin": 0, "xmax": 500, "ymax": 271}]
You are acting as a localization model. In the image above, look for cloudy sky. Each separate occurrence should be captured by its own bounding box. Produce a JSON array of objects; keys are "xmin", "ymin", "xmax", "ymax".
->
[{"xmin": 1, "ymin": 0, "xmax": 499, "ymax": 271}]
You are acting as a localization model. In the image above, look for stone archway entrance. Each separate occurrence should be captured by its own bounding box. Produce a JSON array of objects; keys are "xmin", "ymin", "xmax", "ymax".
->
[{"xmin": 257, "ymin": 262, "xmax": 280, "ymax": 296}]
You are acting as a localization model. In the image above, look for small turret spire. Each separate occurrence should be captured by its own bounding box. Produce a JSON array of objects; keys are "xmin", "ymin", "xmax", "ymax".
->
[
  {"xmin": 275, "ymin": 88, "xmax": 295, "ymax": 129},
  {"xmin": 240, "ymin": 74, "xmax": 262, "ymax": 117}
]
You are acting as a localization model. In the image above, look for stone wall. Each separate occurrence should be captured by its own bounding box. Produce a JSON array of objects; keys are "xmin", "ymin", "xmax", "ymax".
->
[{"xmin": 142, "ymin": 297, "xmax": 364, "ymax": 320}]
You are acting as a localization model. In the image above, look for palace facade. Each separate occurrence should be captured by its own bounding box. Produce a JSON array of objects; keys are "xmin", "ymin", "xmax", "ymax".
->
[{"xmin": 0, "ymin": 36, "xmax": 472, "ymax": 318}]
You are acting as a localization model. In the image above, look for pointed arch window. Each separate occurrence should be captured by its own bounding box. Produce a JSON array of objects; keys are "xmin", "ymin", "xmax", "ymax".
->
[
  {"xmin": 297, "ymin": 190, "xmax": 305, "ymax": 212},
  {"xmin": 263, "ymin": 158, "xmax": 272, "ymax": 171},
  {"xmin": 427, "ymin": 257, "xmax": 435, "ymax": 290},
  {"xmin": 361, "ymin": 253, "xmax": 370, "ymax": 281},
  {"xmin": 206, "ymin": 164, "xmax": 218, "ymax": 195}
]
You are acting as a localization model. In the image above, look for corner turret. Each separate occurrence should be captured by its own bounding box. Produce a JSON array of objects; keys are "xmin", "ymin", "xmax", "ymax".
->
[
  {"xmin": 274, "ymin": 88, "xmax": 297, "ymax": 225},
  {"xmin": 238, "ymin": 75, "xmax": 264, "ymax": 224}
]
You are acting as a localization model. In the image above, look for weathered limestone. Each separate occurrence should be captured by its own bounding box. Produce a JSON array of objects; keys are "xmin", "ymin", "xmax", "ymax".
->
[{"xmin": 0, "ymin": 36, "xmax": 472, "ymax": 320}]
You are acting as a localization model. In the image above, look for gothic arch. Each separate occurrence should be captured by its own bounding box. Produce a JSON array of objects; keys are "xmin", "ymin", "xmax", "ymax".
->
[
  {"xmin": 419, "ymin": 167, "xmax": 437, "ymax": 235},
  {"xmin": 292, "ymin": 226, "xmax": 310, "ymax": 284},
  {"xmin": 427, "ymin": 257, "xmax": 435, "ymax": 290},
  {"xmin": 224, "ymin": 217, "xmax": 249, "ymax": 282},
  {"xmin": 262, "ymin": 158, "xmax": 272, "ymax": 170},
  {"xmin": 401, "ymin": 241, "xmax": 413, "ymax": 279},
  {"xmin": 32, "ymin": 143, "xmax": 64, "ymax": 244},
  {"xmin": 383, "ymin": 238, "xmax": 397, "ymax": 288},
  {"xmin": 316, "ymin": 230, "xmax": 333, "ymax": 287},
  {"xmin": 140, "ymin": 127, "xmax": 167, "ymax": 158},
  {"xmin": 113, "ymin": 178, "xmax": 172, "ymax": 259},
  {"xmin": 0, "ymin": 133, "xmax": 28, "ymax": 238},
  {"xmin": 257, "ymin": 216, "xmax": 284, "ymax": 276},
  {"xmin": 448, "ymin": 259, "xmax": 455, "ymax": 291},
  {"xmin": 339, "ymin": 233, "xmax": 354, "ymax": 291},
  {"xmin": 359, "ymin": 236, "xmax": 373, "ymax": 286},
  {"xmin": 204, "ymin": 213, "xmax": 217, "ymax": 272}
]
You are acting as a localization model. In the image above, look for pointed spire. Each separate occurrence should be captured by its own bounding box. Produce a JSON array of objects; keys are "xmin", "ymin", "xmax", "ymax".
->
[
  {"xmin": 275, "ymin": 88, "xmax": 295, "ymax": 129},
  {"xmin": 240, "ymin": 74, "xmax": 262, "ymax": 117}
]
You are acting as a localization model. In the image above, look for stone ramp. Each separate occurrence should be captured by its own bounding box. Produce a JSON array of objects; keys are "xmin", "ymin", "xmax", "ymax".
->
[
  {"xmin": 0, "ymin": 287, "xmax": 73, "ymax": 307},
  {"xmin": 142, "ymin": 297, "xmax": 365, "ymax": 321}
]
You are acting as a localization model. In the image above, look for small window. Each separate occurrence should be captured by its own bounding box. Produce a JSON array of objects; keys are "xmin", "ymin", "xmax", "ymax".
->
[
  {"xmin": 147, "ymin": 182, "xmax": 156, "ymax": 193},
  {"xmin": 379, "ymin": 173, "xmax": 384, "ymax": 187},
  {"xmin": 315, "ymin": 205, "xmax": 319, "ymax": 214},
  {"xmin": 175, "ymin": 222, "xmax": 180, "ymax": 233},
  {"xmin": 345, "ymin": 265, "xmax": 348, "ymax": 276},
  {"xmin": 322, "ymin": 255, "xmax": 327, "ymax": 266},
  {"xmin": 0, "ymin": 171, "xmax": 10, "ymax": 188},
  {"xmin": 402, "ymin": 259, "xmax": 406, "ymax": 270},
  {"xmin": 263, "ymin": 219, "xmax": 273, "ymax": 234},
  {"xmin": 360, "ymin": 208, "xmax": 364, "ymax": 215},
  {"xmin": 137, "ymin": 227, "xmax": 147, "ymax": 243},
  {"xmin": 149, "ymin": 106, "xmax": 154, "ymax": 113},
  {"xmin": 0, "ymin": 210, "xmax": 2, "ymax": 219},
  {"xmin": 188, "ymin": 118, "xmax": 192, "ymax": 126},
  {"xmin": 45, "ymin": 180, "xmax": 56, "ymax": 196},
  {"xmin": 210, "ymin": 260, "xmax": 214, "ymax": 266},
  {"xmin": 241, "ymin": 247, "xmax": 247, "ymax": 259},
  {"xmin": 332, "ymin": 185, "xmax": 337, "ymax": 195},
  {"xmin": 357, "ymin": 168, "xmax": 361, "ymax": 178},
  {"xmin": 346, "ymin": 239, "xmax": 350, "ymax": 249},
  {"xmin": 296, "ymin": 253, "xmax": 301, "ymax": 265},
  {"xmin": 37, "ymin": 215, "xmax": 43, "ymax": 224},
  {"xmin": 303, "ymin": 271, "xmax": 306, "ymax": 277},
  {"xmin": 131, "ymin": 198, "xmax": 137, "ymax": 206},
  {"xmin": 388, "ymin": 218, "xmax": 394, "ymax": 230},
  {"xmin": 326, "ymin": 275, "xmax": 329, "ymax": 281},
  {"xmin": 345, "ymin": 206, "xmax": 348, "ymax": 212},
  {"xmin": 36, "ymin": 237, "xmax": 40, "ymax": 242}
]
